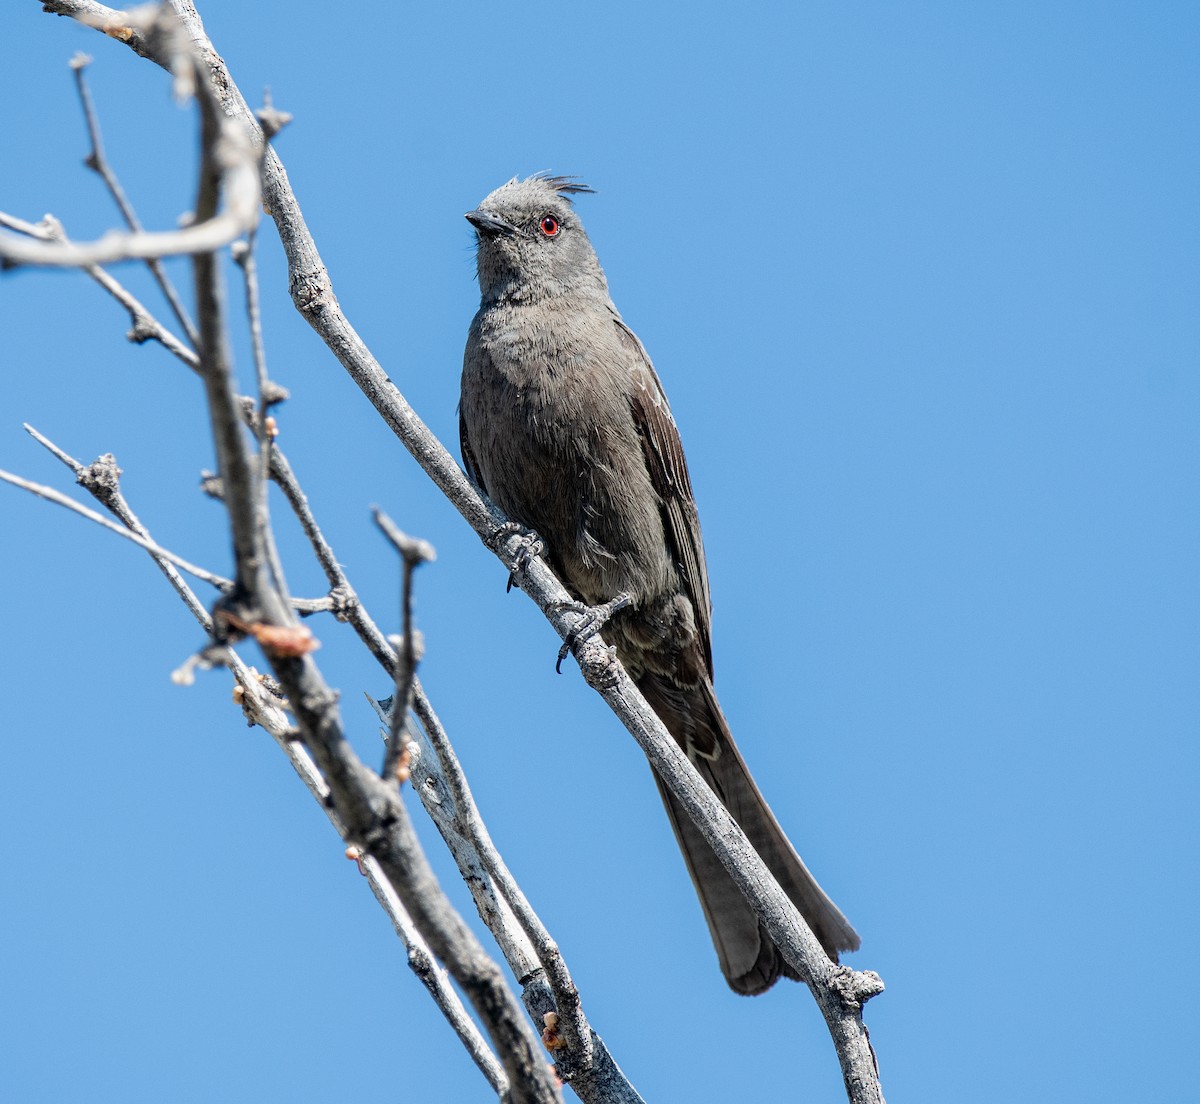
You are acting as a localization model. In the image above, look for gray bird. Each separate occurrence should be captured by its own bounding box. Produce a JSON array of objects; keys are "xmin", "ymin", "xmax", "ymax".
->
[{"xmin": 460, "ymin": 174, "xmax": 859, "ymax": 994}]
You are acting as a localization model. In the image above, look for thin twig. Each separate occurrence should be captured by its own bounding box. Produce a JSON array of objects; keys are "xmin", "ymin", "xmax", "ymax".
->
[
  {"xmin": 26, "ymin": 427, "xmax": 214, "ymax": 628},
  {"xmin": 4, "ymin": 436, "xmax": 332, "ymax": 618},
  {"xmin": 231, "ymin": 234, "xmax": 270, "ymax": 416},
  {"xmin": 268, "ymin": 446, "xmax": 396, "ymax": 673},
  {"xmin": 0, "ymin": 8, "xmax": 259, "ymax": 270},
  {"xmin": 357, "ymin": 854, "xmax": 512, "ymax": 1101},
  {"xmin": 415, "ymin": 693, "xmax": 598, "ymax": 1074},
  {"xmin": 0, "ymin": 464, "xmax": 232, "ymax": 589},
  {"xmin": 373, "ymin": 509, "xmax": 435, "ymax": 782},
  {"xmin": 30, "ymin": 431, "xmax": 510, "ymax": 1100},
  {"xmin": 0, "ymin": 210, "xmax": 199, "ymax": 366},
  {"xmin": 229, "ymin": 231, "xmax": 295, "ymax": 616},
  {"xmin": 71, "ymin": 52, "xmax": 199, "ymax": 345},
  {"xmin": 185, "ymin": 56, "xmax": 558, "ymax": 1101},
  {"xmin": 29, "ymin": 209, "xmax": 593, "ymax": 1080},
  {"xmin": 381, "ymin": 687, "xmax": 642, "ymax": 1101},
  {"xmin": 282, "ymin": 451, "xmax": 639, "ymax": 1095}
]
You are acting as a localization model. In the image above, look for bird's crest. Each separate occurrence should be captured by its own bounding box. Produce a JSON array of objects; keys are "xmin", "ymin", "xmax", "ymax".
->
[{"xmin": 529, "ymin": 172, "xmax": 595, "ymax": 199}]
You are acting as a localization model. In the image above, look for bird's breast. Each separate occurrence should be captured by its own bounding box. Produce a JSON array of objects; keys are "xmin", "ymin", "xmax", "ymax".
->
[{"xmin": 463, "ymin": 302, "xmax": 675, "ymax": 605}]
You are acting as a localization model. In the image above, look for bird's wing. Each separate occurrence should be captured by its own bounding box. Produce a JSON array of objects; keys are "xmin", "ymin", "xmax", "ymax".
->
[
  {"xmin": 459, "ymin": 403, "xmax": 485, "ymax": 493},
  {"xmin": 614, "ymin": 317, "xmax": 715, "ymax": 677},
  {"xmin": 460, "ymin": 326, "xmax": 488, "ymax": 494}
]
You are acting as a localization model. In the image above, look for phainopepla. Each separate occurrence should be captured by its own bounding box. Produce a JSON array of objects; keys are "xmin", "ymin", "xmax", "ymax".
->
[{"xmin": 460, "ymin": 174, "xmax": 859, "ymax": 994}]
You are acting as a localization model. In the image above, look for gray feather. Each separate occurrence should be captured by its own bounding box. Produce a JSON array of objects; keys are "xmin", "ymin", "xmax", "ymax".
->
[{"xmin": 461, "ymin": 174, "xmax": 859, "ymax": 993}]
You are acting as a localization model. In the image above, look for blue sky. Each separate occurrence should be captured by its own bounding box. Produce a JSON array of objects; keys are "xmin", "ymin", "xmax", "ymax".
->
[{"xmin": 2, "ymin": 2, "xmax": 1197, "ymax": 1101}]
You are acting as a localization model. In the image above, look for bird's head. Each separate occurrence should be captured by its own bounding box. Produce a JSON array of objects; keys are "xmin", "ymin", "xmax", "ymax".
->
[{"xmin": 466, "ymin": 174, "xmax": 607, "ymax": 303}]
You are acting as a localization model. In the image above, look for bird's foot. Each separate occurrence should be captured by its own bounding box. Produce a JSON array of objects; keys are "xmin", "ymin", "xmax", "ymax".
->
[
  {"xmin": 488, "ymin": 522, "xmax": 545, "ymax": 593},
  {"xmin": 551, "ymin": 593, "xmax": 632, "ymax": 674}
]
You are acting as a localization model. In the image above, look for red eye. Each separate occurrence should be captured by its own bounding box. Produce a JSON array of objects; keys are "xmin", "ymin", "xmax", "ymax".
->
[{"xmin": 539, "ymin": 215, "xmax": 560, "ymax": 237}]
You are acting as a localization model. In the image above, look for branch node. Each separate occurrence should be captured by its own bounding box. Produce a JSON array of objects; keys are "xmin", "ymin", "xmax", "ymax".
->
[
  {"xmin": 170, "ymin": 642, "xmax": 226, "ymax": 686},
  {"xmin": 256, "ymin": 89, "xmax": 293, "ymax": 141},
  {"xmin": 576, "ymin": 642, "xmax": 623, "ymax": 690},
  {"xmin": 291, "ymin": 271, "xmax": 328, "ymax": 313},
  {"xmin": 231, "ymin": 669, "xmax": 288, "ymax": 726},
  {"xmin": 387, "ymin": 630, "xmax": 426, "ymax": 668},
  {"xmin": 832, "ymin": 966, "xmax": 886, "ymax": 1010},
  {"xmin": 199, "ymin": 470, "xmax": 224, "ymax": 500},
  {"xmin": 127, "ymin": 316, "xmax": 157, "ymax": 344},
  {"xmin": 328, "ymin": 583, "xmax": 357, "ymax": 622},
  {"xmin": 76, "ymin": 453, "xmax": 122, "ymax": 502},
  {"xmin": 407, "ymin": 943, "xmax": 435, "ymax": 977},
  {"xmin": 261, "ymin": 379, "xmax": 290, "ymax": 407}
]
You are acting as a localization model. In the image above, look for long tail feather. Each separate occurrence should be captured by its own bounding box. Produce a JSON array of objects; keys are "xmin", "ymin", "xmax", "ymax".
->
[{"xmin": 641, "ymin": 674, "xmax": 859, "ymax": 994}]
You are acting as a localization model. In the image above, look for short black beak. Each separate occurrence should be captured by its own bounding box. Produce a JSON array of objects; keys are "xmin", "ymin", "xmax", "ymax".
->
[{"xmin": 465, "ymin": 207, "xmax": 520, "ymax": 238}]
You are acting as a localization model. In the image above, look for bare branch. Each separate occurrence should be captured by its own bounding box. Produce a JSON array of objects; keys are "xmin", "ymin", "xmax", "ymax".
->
[
  {"xmin": 25, "ymin": 427, "xmax": 215, "ymax": 628},
  {"xmin": 355, "ymin": 853, "xmax": 512, "ymax": 1100},
  {"xmin": 270, "ymin": 452, "xmax": 644, "ymax": 1097},
  {"xmin": 71, "ymin": 51, "xmax": 199, "ymax": 344},
  {"xmin": 11, "ymin": 428, "xmax": 339, "ymax": 618},
  {"xmin": 0, "ymin": 210, "xmax": 200, "ymax": 365},
  {"xmin": 186, "ymin": 103, "xmax": 559, "ymax": 1101},
  {"xmin": 34, "ymin": 434, "xmax": 512, "ymax": 1099},
  {"xmin": 0, "ymin": 462, "xmax": 231, "ymax": 589},
  {"xmin": 11, "ymin": 161, "xmax": 524, "ymax": 1091},
  {"xmin": 373, "ymin": 509, "xmax": 435, "ymax": 782},
  {"xmin": 231, "ymin": 235, "xmax": 272, "ymax": 423},
  {"xmin": 575, "ymin": 642, "xmax": 885, "ymax": 1098},
  {"xmin": 3, "ymin": 6, "xmax": 259, "ymax": 270},
  {"xmin": 26, "ymin": 6, "xmax": 624, "ymax": 1099},
  {"xmin": 267, "ymin": 444, "xmax": 397, "ymax": 672},
  {"xmin": 270, "ymin": 444, "xmax": 643, "ymax": 1097},
  {"xmin": 41, "ymin": 1, "xmax": 156, "ymax": 58}
]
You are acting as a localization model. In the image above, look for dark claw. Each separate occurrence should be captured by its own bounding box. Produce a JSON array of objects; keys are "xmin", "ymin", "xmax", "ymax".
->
[
  {"xmin": 489, "ymin": 522, "xmax": 544, "ymax": 593},
  {"xmin": 507, "ymin": 531, "xmax": 544, "ymax": 592},
  {"xmin": 551, "ymin": 594, "xmax": 632, "ymax": 673}
]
